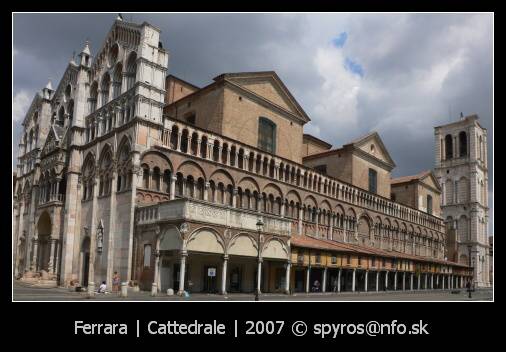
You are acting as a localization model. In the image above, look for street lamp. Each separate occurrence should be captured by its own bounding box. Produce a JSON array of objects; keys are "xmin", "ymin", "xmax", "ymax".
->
[
  {"xmin": 467, "ymin": 244, "xmax": 473, "ymax": 298},
  {"xmin": 255, "ymin": 218, "xmax": 264, "ymax": 301}
]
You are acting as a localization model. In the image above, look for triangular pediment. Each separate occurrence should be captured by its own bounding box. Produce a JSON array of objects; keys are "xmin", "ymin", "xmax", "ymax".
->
[
  {"xmin": 420, "ymin": 171, "xmax": 441, "ymax": 192},
  {"xmin": 40, "ymin": 126, "xmax": 60, "ymax": 157},
  {"xmin": 350, "ymin": 132, "xmax": 396, "ymax": 168},
  {"xmin": 221, "ymin": 72, "xmax": 310, "ymax": 123}
]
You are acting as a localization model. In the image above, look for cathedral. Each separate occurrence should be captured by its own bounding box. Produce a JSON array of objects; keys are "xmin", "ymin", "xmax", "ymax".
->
[{"xmin": 13, "ymin": 17, "xmax": 481, "ymax": 297}]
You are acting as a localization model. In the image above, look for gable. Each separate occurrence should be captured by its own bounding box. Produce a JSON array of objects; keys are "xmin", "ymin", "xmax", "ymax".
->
[
  {"xmin": 222, "ymin": 72, "xmax": 310, "ymax": 123},
  {"xmin": 40, "ymin": 127, "xmax": 59, "ymax": 157},
  {"xmin": 420, "ymin": 173, "xmax": 441, "ymax": 192},
  {"xmin": 353, "ymin": 133, "xmax": 395, "ymax": 168},
  {"xmin": 239, "ymin": 79, "xmax": 296, "ymax": 114}
]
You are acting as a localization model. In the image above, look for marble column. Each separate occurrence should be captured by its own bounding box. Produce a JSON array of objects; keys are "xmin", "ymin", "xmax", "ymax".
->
[
  {"xmin": 151, "ymin": 250, "xmax": 161, "ymax": 296},
  {"xmin": 376, "ymin": 271, "xmax": 379, "ymax": 292},
  {"xmin": 31, "ymin": 238, "xmax": 39, "ymax": 272},
  {"xmin": 337, "ymin": 268, "xmax": 341, "ymax": 293},
  {"xmin": 221, "ymin": 255, "xmax": 228, "ymax": 295},
  {"xmin": 177, "ymin": 251, "xmax": 187, "ymax": 295},
  {"xmin": 365, "ymin": 270, "xmax": 368, "ymax": 292},
  {"xmin": 352, "ymin": 269, "xmax": 356, "ymax": 292},
  {"xmin": 385, "ymin": 271, "xmax": 389, "ymax": 290},
  {"xmin": 402, "ymin": 272, "xmax": 406, "ymax": 291},
  {"xmin": 257, "ymin": 258, "xmax": 263, "ymax": 294},
  {"xmin": 305, "ymin": 265, "xmax": 310, "ymax": 293},
  {"xmin": 394, "ymin": 271, "xmax": 397, "ymax": 291},
  {"xmin": 410, "ymin": 273, "xmax": 414, "ymax": 290},
  {"xmin": 322, "ymin": 267, "xmax": 327, "ymax": 293},
  {"xmin": 170, "ymin": 176, "xmax": 177, "ymax": 200},
  {"xmin": 285, "ymin": 261, "xmax": 291, "ymax": 294},
  {"xmin": 48, "ymin": 239, "xmax": 56, "ymax": 275}
]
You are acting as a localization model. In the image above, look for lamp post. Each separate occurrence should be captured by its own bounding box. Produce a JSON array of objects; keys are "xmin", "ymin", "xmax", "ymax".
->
[
  {"xmin": 467, "ymin": 244, "xmax": 473, "ymax": 298},
  {"xmin": 255, "ymin": 218, "xmax": 264, "ymax": 301}
]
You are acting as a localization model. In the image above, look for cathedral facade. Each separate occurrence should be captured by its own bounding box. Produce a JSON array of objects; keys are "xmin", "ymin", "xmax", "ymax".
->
[{"xmin": 13, "ymin": 18, "xmax": 473, "ymax": 296}]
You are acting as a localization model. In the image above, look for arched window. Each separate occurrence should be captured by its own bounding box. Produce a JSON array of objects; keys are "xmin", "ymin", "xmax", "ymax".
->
[
  {"xmin": 459, "ymin": 131, "xmax": 467, "ymax": 157},
  {"xmin": 427, "ymin": 195, "xmax": 433, "ymax": 215},
  {"xmin": 112, "ymin": 63, "xmax": 123, "ymax": 99},
  {"xmin": 152, "ymin": 167, "xmax": 161, "ymax": 191},
  {"xmin": 445, "ymin": 134, "xmax": 453, "ymax": 159},
  {"xmin": 126, "ymin": 52, "xmax": 137, "ymax": 91},
  {"xmin": 57, "ymin": 106, "xmax": 65, "ymax": 127},
  {"xmin": 101, "ymin": 73, "xmax": 111, "ymax": 106},
  {"xmin": 89, "ymin": 82, "xmax": 98, "ymax": 113},
  {"xmin": 67, "ymin": 100, "xmax": 74, "ymax": 126},
  {"xmin": 142, "ymin": 165, "xmax": 149, "ymax": 189},
  {"xmin": 257, "ymin": 117, "xmax": 276, "ymax": 153}
]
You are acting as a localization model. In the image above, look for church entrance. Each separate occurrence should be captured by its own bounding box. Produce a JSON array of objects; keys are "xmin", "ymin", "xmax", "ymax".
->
[{"xmin": 36, "ymin": 212, "xmax": 52, "ymax": 272}]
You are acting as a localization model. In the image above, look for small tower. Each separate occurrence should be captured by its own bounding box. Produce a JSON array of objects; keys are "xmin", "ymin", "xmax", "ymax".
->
[
  {"xmin": 42, "ymin": 79, "xmax": 53, "ymax": 100},
  {"xmin": 79, "ymin": 40, "xmax": 91, "ymax": 68},
  {"xmin": 434, "ymin": 114, "xmax": 490, "ymax": 287}
]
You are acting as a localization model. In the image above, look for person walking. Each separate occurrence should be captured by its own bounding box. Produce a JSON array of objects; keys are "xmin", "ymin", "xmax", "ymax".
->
[
  {"xmin": 466, "ymin": 280, "xmax": 472, "ymax": 299},
  {"xmin": 112, "ymin": 272, "xmax": 120, "ymax": 293}
]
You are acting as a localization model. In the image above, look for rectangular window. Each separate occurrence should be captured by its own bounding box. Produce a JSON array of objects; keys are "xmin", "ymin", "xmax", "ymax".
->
[
  {"xmin": 297, "ymin": 253, "xmax": 304, "ymax": 264},
  {"xmin": 258, "ymin": 117, "xmax": 276, "ymax": 153},
  {"xmin": 427, "ymin": 195, "xmax": 433, "ymax": 215},
  {"xmin": 143, "ymin": 244, "xmax": 152, "ymax": 268},
  {"xmin": 358, "ymin": 256, "xmax": 362, "ymax": 266},
  {"xmin": 372, "ymin": 257, "xmax": 376, "ymax": 267},
  {"xmin": 315, "ymin": 253, "xmax": 321, "ymax": 264},
  {"xmin": 347, "ymin": 254, "xmax": 351, "ymax": 264},
  {"xmin": 368, "ymin": 168, "xmax": 377, "ymax": 194},
  {"xmin": 331, "ymin": 255, "xmax": 337, "ymax": 264},
  {"xmin": 382, "ymin": 258, "xmax": 386, "ymax": 267}
]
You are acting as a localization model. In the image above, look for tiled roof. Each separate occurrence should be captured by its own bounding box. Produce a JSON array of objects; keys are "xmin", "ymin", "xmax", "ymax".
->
[
  {"xmin": 391, "ymin": 170, "xmax": 431, "ymax": 185},
  {"xmin": 290, "ymin": 235, "xmax": 468, "ymax": 268}
]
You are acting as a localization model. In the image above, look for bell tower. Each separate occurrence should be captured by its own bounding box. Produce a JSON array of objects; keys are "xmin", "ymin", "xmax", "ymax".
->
[{"xmin": 434, "ymin": 114, "xmax": 490, "ymax": 287}]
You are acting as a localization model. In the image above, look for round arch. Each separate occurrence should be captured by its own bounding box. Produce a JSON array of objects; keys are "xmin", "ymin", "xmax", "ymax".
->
[
  {"xmin": 227, "ymin": 233, "xmax": 258, "ymax": 257},
  {"xmin": 186, "ymin": 227, "xmax": 225, "ymax": 254}
]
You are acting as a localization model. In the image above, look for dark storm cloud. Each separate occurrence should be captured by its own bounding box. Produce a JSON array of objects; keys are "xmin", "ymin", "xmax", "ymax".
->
[{"xmin": 13, "ymin": 13, "xmax": 493, "ymax": 230}]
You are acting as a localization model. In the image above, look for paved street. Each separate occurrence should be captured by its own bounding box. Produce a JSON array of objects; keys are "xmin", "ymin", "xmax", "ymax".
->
[{"xmin": 13, "ymin": 281, "xmax": 492, "ymax": 301}]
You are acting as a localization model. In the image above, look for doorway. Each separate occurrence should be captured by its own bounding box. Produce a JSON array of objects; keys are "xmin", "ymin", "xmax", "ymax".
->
[
  {"xmin": 294, "ymin": 269, "xmax": 305, "ymax": 292},
  {"xmin": 229, "ymin": 267, "xmax": 242, "ymax": 292},
  {"xmin": 203, "ymin": 266, "xmax": 218, "ymax": 293}
]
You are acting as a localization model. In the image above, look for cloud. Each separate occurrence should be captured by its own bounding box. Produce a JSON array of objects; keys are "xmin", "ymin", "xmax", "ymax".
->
[
  {"xmin": 12, "ymin": 90, "xmax": 31, "ymax": 123},
  {"xmin": 12, "ymin": 13, "xmax": 492, "ymax": 187}
]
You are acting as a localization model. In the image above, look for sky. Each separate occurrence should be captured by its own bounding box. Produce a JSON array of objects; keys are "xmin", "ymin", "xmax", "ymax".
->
[{"xmin": 12, "ymin": 13, "xmax": 493, "ymax": 233}]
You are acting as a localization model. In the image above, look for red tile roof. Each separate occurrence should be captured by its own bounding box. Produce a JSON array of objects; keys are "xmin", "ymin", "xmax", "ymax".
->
[
  {"xmin": 391, "ymin": 170, "xmax": 431, "ymax": 185},
  {"xmin": 290, "ymin": 235, "xmax": 468, "ymax": 268}
]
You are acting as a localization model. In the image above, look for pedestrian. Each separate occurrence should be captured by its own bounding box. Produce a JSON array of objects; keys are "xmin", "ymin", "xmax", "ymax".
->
[
  {"xmin": 112, "ymin": 272, "xmax": 120, "ymax": 293},
  {"xmin": 313, "ymin": 279, "xmax": 320, "ymax": 292},
  {"xmin": 332, "ymin": 277, "xmax": 338, "ymax": 292},
  {"xmin": 98, "ymin": 281, "xmax": 107, "ymax": 294},
  {"xmin": 466, "ymin": 280, "xmax": 472, "ymax": 299}
]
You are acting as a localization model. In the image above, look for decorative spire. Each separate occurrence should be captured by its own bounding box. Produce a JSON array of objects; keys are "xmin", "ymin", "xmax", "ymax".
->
[
  {"xmin": 81, "ymin": 40, "xmax": 91, "ymax": 55},
  {"xmin": 45, "ymin": 79, "xmax": 53, "ymax": 91},
  {"xmin": 70, "ymin": 51, "xmax": 77, "ymax": 65},
  {"xmin": 117, "ymin": 13, "xmax": 123, "ymax": 21}
]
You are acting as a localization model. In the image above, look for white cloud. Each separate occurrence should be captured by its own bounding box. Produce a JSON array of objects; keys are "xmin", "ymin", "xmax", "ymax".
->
[
  {"xmin": 12, "ymin": 90, "xmax": 31, "ymax": 122},
  {"xmin": 311, "ymin": 43, "xmax": 362, "ymax": 143}
]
